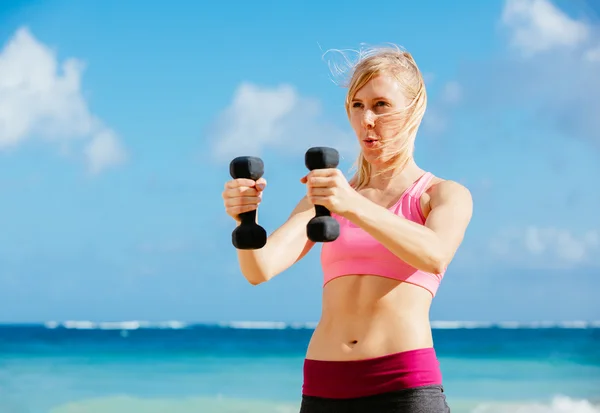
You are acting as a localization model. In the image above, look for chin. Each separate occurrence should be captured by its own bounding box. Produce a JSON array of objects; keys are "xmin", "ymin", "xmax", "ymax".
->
[
  {"xmin": 361, "ymin": 148, "xmax": 389, "ymax": 163},
  {"xmin": 361, "ymin": 153, "xmax": 389, "ymax": 168}
]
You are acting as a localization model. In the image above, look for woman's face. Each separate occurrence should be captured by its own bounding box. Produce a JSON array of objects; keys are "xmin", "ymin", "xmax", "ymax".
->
[{"xmin": 348, "ymin": 73, "xmax": 409, "ymax": 165}]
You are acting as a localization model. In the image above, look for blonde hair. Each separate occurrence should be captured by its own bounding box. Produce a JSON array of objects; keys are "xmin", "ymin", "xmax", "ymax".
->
[{"xmin": 324, "ymin": 44, "xmax": 427, "ymax": 189}]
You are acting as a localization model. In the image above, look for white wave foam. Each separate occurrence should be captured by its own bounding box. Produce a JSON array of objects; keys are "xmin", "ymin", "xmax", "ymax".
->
[
  {"xmin": 211, "ymin": 320, "xmax": 600, "ymax": 330},
  {"xmin": 471, "ymin": 395, "xmax": 600, "ymax": 413},
  {"xmin": 431, "ymin": 320, "xmax": 600, "ymax": 329},
  {"xmin": 219, "ymin": 320, "xmax": 599, "ymax": 330},
  {"xmin": 218, "ymin": 321, "xmax": 318, "ymax": 330},
  {"xmin": 39, "ymin": 319, "xmax": 599, "ymax": 330},
  {"xmin": 43, "ymin": 320, "xmax": 189, "ymax": 330},
  {"xmin": 431, "ymin": 321, "xmax": 495, "ymax": 329},
  {"xmin": 219, "ymin": 321, "xmax": 288, "ymax": 330}
]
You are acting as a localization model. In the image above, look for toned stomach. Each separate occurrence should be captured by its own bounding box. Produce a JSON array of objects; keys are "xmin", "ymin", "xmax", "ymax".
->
[{"xmin": 305, "ymin": 274, "xmax": 434, "ymax": 361}]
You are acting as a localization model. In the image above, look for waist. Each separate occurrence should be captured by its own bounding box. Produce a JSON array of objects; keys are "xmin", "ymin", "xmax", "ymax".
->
[
  {"xmin": 302, "ymin": 347, "xmax": 443, "ymax": 399},
  {"xmin": 308, "ymin": 311, "xmax": 433, "ymax": 361}
]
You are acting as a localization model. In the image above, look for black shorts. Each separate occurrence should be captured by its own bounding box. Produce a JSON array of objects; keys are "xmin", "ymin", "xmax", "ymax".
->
[{"xmin": 299, "ymin": 384, "xmax": 451, "ymax": 413}]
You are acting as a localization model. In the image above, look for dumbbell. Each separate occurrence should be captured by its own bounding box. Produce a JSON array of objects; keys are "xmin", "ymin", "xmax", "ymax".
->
[
  {"xmin": 229, "ymin": 156, "xmax": 267, "ymax": 250},
  {"xmin": 305, "ymin": 146, "xmax": 340, "ymax": 243}
]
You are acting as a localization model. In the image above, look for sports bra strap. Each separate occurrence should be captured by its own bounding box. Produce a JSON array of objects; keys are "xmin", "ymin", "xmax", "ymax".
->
[{"xmin": 408, "ymin": 172, "xmax": 434, "ymax": 198}]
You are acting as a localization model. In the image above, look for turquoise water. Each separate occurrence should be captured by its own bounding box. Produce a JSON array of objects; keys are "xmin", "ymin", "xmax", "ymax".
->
[{"xmin": 0, "ymin": 321, "xmax": 599, "ymax": 412}]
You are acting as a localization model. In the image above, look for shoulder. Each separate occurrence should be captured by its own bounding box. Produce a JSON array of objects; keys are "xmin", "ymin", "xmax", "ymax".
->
[
  {"xmin": 428, "ymin": 178, "xmax": 471, "ymax": 198},
  {"xmin": 417, "ymin": 175, "xmax": 467, "ymax": 218},
  {"xmin": 427, "ymin": 178, "xmax": 473, "ymax": 213}
]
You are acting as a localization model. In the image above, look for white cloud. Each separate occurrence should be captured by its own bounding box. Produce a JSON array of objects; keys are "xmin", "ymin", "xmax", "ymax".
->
[
  {"xmin": 424, "ymin": 0, "xmax": 600, "ymax": 149},
  {"xmin": 0, "ymin": 27, "xmax": 126, "ymax": 174},
  {"xmin": 501, "ymin": 0, "xmax": 590, "ymax": 56},
  {"xmin": 83, "ymin": 130, "xmax": 127, "ymax": 175},
  {"xmin": 497, "ymin": 0, "xmax": 600, "ymax": 147},
  {"xmin": 210, "ymin": 82, "xmax": 356, "ymax": 162},
  {"xmin": 489, "ymin": 226, "xmax": 599, "ymax": 268}
]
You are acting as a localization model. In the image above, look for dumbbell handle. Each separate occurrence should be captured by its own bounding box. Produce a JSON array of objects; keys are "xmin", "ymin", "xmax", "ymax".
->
[
  {"xmin": 238, "ymin": 205, "xmax": 257, "ymax": 225},
  {"xmin": 313, "ymin": 204, "xmax": 331, "ymax": 218}
]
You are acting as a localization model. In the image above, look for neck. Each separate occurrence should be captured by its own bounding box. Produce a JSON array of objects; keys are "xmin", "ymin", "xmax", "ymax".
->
[{"xmin": 367, "ymin": 158, "xmax": 423, "ymax": 190}]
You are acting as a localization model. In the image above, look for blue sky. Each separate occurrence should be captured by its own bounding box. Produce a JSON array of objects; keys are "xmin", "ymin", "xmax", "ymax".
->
[{"xmin": 0, "ymin": 0, "xmax": 598, "ymax": 323}]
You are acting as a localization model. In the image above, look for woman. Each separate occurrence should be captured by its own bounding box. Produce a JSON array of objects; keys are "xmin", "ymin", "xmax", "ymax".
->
[{"xmin": 221, "ymin": 45, "xmax": 473, "ymax": 412}]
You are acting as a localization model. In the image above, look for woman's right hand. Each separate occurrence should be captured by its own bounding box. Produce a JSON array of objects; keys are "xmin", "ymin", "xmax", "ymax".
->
[{"xmin": 222, "ymin": 177, "xmax": 267, "ymax": 222}]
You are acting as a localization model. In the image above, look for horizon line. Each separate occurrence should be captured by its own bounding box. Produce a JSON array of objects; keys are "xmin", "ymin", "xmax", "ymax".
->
[{"xmin": 0, "ymin": 319, "xmax": 598, "ymax": 330}]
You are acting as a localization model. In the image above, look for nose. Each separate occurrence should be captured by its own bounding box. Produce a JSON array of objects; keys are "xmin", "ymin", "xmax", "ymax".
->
[{"xmin": 362, "ymin": 110, "xmax": 375, "ymax": 128}]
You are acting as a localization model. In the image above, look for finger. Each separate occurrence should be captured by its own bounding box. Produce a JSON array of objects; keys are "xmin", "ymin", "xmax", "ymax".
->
[
  {"xmin": 308, "ymin": 188, "xmax": 333, "ymax": 197},
  {"xmin": 225, "ymin": 178, "xmax": 257, "ymax": 189},
  {"xmin": 255, "ymin": 177, "xmax": 267, "ymax": 191},
  {"xmin": 308, "ymin": 176, "xmax": 332, "ymax": 187},
  {"xmin": 223, "ymin": 186, "xmax": 260, "ymax": 198},
  {"xmin": 228, "ymin": 205, "xmax": 258, "ymax": 216},
  {"xmin": 308, "ymin": 196, "xmax": 328, "ymax": 206},
  {"xmin": 300, "ymin": 175, "xmax": 308, "ymax": 184},
  {"xmin": 225, "ymin": 196, "xmax": 262, "ymax": 207},
  {"xmin": 308, "ymin": 168, "xmax": 338, "ymax": 177}
]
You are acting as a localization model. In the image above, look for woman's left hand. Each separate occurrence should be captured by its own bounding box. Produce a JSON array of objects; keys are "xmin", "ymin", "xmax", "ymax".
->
[{"xmin": 300, "ymin": 168, "xmax": 359, "ymax": 216}]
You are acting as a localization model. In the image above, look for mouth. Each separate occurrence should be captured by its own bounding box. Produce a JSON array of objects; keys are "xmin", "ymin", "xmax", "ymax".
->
[{"xmin": 363, "ymin": 138, "xmax": 379, "ymax": 147}]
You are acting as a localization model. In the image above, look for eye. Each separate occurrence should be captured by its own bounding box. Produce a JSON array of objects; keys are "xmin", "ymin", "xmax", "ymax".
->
[
  {"xmin": 352, "ymin": 102, "xmax": 363, "ymax": 108},
  {"xmin": 375, "ymin": 100, "xmax": 389, "ymax": 107}
]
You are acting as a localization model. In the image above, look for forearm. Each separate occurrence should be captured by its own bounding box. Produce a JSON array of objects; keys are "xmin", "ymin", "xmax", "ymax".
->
[
  {"xmin": 235, "ymin": 228, "xmax": 294, "ymax": 284},
  {"xmin": 236, "ymin": 248, "xmax": 271, "ymax": 285},
  {"xmin": 235, "ymin": 197, "xmax": 315, "ymax": 284},
  {"xmin": 236, "ymin": 226, "xmax": 312, "ymax": 284},
  {"xmin": 344, "ymin": 196, "xmax": 447, "ymax": 274}
]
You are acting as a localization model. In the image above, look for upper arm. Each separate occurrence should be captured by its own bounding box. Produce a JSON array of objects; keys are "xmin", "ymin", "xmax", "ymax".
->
[{"xmin": 424, "ymin": 180, "xmax": 473, "ymax": 263}]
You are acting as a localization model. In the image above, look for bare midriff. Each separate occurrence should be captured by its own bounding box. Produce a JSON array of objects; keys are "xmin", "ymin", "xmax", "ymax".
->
[{"xmin": 305, "ymin": 274, "xmax": 434, "ymax": 361}]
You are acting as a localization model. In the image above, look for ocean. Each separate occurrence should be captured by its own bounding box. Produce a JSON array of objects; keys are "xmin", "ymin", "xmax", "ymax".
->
[{"xmin": 0, "ymin": 321, "xmax": 598, "ymax": 413}]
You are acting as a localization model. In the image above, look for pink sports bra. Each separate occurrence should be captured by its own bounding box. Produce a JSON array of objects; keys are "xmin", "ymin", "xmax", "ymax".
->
[{"xmin": 320, "ymin": 172, "xmax": 444, "ymax": 297}]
